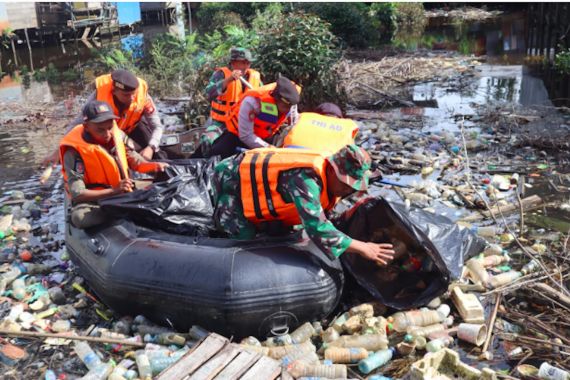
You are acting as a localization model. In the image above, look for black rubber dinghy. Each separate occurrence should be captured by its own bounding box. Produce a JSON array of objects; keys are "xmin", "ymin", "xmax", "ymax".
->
[{"xmin": 66, "ymin": 219, "xmax": 344, "ymax": 338}]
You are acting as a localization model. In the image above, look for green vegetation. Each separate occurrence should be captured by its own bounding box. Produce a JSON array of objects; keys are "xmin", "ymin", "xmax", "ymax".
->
[
  {"xmin": 255, "ymin": 12, "xmax": 342, "ymax": 108},
  {"xmin": 554, "ymin": 48, "xmax": 570, "ymax": 74}
]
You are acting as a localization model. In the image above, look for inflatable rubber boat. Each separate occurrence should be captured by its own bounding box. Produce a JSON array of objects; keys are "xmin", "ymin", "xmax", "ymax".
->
[{"xmin": 65, "ymin": 218, "xmax": 344, "ymax": 338}]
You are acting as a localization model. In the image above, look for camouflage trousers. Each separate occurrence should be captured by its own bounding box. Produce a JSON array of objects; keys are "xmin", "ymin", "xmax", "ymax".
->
[
  {"xmin": 211, "ymin": 154, "xmax": 256, "ymax": 239},
  {"xmin": 195, "ymin": 119, "xmax": 224, "ymax": 158}
]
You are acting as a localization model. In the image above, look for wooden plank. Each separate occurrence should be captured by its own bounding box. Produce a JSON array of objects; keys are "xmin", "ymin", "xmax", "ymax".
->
[
  {"xmin": 188, "ymin": 344, "xmax": 241, "ymax": 380},
  {"xmin": 280, "ymin": 368, "xmax": 295, "ymax": 380},
  {"xmin": 213, "ymin": 349, "xmax": 260, "ymax": 380},
  {"xmin": 240, "ymin": 355, "xmax": 281, "ymax": 380},
  {"xmin": 157, "ymin": 334, "xmax": 228, "ymax": 380}
]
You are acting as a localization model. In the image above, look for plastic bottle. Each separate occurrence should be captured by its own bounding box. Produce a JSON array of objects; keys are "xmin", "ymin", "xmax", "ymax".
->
[
  {"xmin": 288, "ymin": 360, "xmax": 347, "ymax": 379},
  {"xmin": 282, "ymin": 349, "xmax": 320, "ymax": 366},
  {"xmin": 265, "ymin": 334, "xmax": 293, "ymax": 347},
  {"xmin": 74, "ymin": 341, "xmax": 103, "ymax": 370},
  {"xmin": 331, "ymin": 312, "xmax": 349, "ymax": 332},
  {"xmin": 368, "ymin": 376, "xmax": 393, "ymax": 380},
  {"xmin": 481, "ymin": 255, "xmax": 510, "ymax": 268},
  {"xmin": 188, "ymin": 325, "xmax": 209, "ymax": 340},
  {"xmin": 390, "ymin": 306, "xmax": 449, "ymax": 332},
  {"xmin": 538, "ymin": 362, "xmax": 570, "ymax": 380},
  {"xmin": 135, "ymin": 351, "xmax": 152, "ymax": 380},
  {"xmin": 349, "ymin": 303, "xmax": 374, "ymax": 317},
  {"xmin": 521, "ymin": 259, "xmax": 540, "ymax": 275},
  {"xmin": 264, "ymin": 340, "xmax": 316, "ymax": 360},
  {"xmin": 470, "ymin": 226, "xmax": 499, "ymax": 238},
  {"xmin": 466, "ymin": 258, "xmax": 490, "ymax": 285},
  {"xmin": 290, "ymin": 322, "xmax": 316, "ymax": 344},
  {"xmin": 11, "ymin": 278, "xmax": 27, "ymax": 300},
  {"xmin": 157, "ymin": 333, "xmax": 186, "ymax": 346},
  {"xmin": 488, "ymin": 271, "xmax": 522, "ymax": 288},
  {"xmin": 149, "ymin": 349, "xmax": 188, "ymax": 375},
  {"xmin": 0, "ymin": 263, "xmax": 25, "ymax": 294},
  {"xmin": 483, "ymin": 244, "xmax": 504, "ymax": 256},
  {"xmin": 357, "ymin": 348, "xmax": 395, "ymax": 374},
  {"xmin": 406, "ymin": 323, "xmax": 446, "ymax": 338},
  {"xmin": 320, "ymin": 327, "xmax": 340, "ymax": 343},
  {"xmin": 44, "ymin": 370, "xmax": 57, "ymax": 380},
  {"xmin": 324, "ymin": 347, "xmax": 368, "ymax": 363},
  {"xmin": 80, "ymin": 362, "xmax": 113, "ymax": 380},
  {"xmin": 326, "ymin": 334, "xmax": 388, "ymax": 351},
  {"xmin": 241, "ymin": 336, "xmax": 262, "ymax": 346},
  {"xmin": 426, "ymin": 337, "xmax": 453, "ymax": 353}
]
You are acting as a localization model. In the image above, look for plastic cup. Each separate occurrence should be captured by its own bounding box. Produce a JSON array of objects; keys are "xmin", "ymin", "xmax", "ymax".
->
[{"xmin": 457, "ymin": 323, "xmax": 487, "ymax": 346}]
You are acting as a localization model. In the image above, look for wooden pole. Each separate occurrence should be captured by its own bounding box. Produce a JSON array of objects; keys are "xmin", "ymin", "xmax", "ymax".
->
[
  {"xmin": 480, "ymin": 293, "xmax": 501, "ymax": 359},
  {"xmin": 0, "ymin": 330, "xmax": 145, "ymax": 347},
  {"xmin": 24, "ymin": 28, "xmax": 33, "ymax": 71}
]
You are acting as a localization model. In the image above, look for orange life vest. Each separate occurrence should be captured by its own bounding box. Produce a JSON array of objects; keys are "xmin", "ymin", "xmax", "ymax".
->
[
  {"xmin": 59, "ymin": 124, "xmax": 129, "ymax": 196},
  {"xmin": 226, "ymin": 82, "xmax": 301, "ymax": 140},
  {"xmin": 239, "ymin": 148, "xmax": 336, "ymax": 226},
  {"xmin": 283, "ymin": 112, "xmax": 359, "ymax": 155},
  {"xmin": 95, "ymin": 74, "xmax": 148, "ymax": 135},
  {"xmin": 210, "ymin": 67, "xmax": 261, "ymax": 126}
]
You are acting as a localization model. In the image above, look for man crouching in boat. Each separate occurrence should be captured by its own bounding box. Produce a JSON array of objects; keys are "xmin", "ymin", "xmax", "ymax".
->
[
  {"xmin": 60, "ymin": 100, "xmax": 169, "ymax": 229},
  {"xmin": 211, "ymin": 144, "xmax": 396, "ymax": 265}
]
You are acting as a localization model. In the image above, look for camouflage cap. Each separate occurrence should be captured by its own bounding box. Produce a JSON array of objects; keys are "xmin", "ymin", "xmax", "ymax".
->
[
  {"xmin": 230, "ymin": 47, "xmax": 253, "ymax": 62},
  {"xmin": 326, "ymin": 144, "xmax": 372, "ymax": 192}
]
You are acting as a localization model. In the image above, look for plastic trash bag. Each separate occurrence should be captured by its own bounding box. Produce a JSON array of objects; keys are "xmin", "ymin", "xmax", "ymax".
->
[
  {"xmin": 100, "ymin": 158, "xmax": 219, "ymax": 236},
  {"xmin": 334, "ymin": 196, "xmax": 485, "ymax": 309}
]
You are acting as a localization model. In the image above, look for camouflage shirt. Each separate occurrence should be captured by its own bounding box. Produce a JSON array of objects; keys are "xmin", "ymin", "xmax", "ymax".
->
[
  {"xmin": 205, "ymin": 67, "xmax": 263, "ymax": 102},
  {"xmin": 212, "ymin": 154, "xmax": 352, "ymax": 257}
]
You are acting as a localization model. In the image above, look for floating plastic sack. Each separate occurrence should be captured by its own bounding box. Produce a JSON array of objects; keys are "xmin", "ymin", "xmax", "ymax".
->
[
  {"xmin": 100, "ymin": 158, "xmax": 219, "ymax": 236},
  {"xmin": 334, "ymin": 197, "xmax": 485, "ymax": 309}
]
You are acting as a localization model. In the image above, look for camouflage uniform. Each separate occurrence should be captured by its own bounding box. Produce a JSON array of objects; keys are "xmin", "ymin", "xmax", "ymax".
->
[
  {"xmin": 198, "ymin": 48, "xmax": 262, "ymax": 157},
  {"xmin": 211, "ymin": 144, "xmax": 371, "ymax": 257}
]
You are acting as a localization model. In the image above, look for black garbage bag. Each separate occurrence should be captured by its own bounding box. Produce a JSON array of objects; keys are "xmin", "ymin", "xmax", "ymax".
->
[
  {"xmin": 99, "ymin": 158, "xmax": 219, "ymax": 236},
  {"xmin": 334, "ymin": 196, "xmax": 485, "ymax": 309}
]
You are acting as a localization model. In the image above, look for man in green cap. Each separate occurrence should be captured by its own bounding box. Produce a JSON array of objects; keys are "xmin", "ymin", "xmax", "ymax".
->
[
  {"xmin": 210, "ymin": 144, "xmax": 396, "ymax": 264},
  {"xmin": 194, "ymin": 47, "xmax": 262, "ymax": 157}
]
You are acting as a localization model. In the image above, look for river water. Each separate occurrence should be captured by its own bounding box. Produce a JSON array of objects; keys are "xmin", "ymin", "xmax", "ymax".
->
[{"xmin": 0, "ymin": 10, "xmax": 569, "ymax": 373}]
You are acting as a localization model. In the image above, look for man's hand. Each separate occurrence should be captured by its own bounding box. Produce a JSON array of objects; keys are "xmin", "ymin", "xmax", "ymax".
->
[
  {"xmin": 352, "ymin": 240, "xmax": 396, "ymax": 266},
  {"xmin": 41, "ymin": 149, "xmax": 60, "ymax": 167},
  {"xmin": 113, "ymin": 179, "xmax": 134, "ymax": 194},
  {"xmin": 224, "ymin": 70, "xmax": 243, "ymax": 87},
  {"xmin": 154, "ymin": 162, "xmax": 169, "ymax": 172},
  {"xmin": 140, "ymin": 146, "xmax": 154, "ymax": 160}
]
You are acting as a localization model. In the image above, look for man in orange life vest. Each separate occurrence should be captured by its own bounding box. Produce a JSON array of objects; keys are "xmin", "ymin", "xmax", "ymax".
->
[
  {"xmin": 194, "ymin": 47, "xmax": 262, "ymax": 158},
  {"xmin": 44, "ymin": 69, "xmax": 165, "ymax": 165},
  {"xmin": 60, "ymin": 100, "xmax": 168, "ymax": 229},
  {"xmin": 206, "ymin": 76, "xmax": 301, "ymax": 159},
  {"xmin": 211, "ymin": 144, "xmax": 396, "ymax": 265}
]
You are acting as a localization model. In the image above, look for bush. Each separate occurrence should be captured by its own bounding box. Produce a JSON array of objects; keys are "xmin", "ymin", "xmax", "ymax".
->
[
  {"xmin": 298, "ymin": 3, "xmax": 376, "ymax": 48},
  {"xmin": 554, "ymin": 48, "xmax": 570, "ymax": 74},
  {"xmin": 196, "ymin": 3, "xmax": 269, "ymax": 33},
  {"xmin": 394, "ymin": 3, "xmax": 427, "ymax": 28},
  {"xmin": 211, "ymin": 11, "xmax": 245, "ymax": 31},
  {"xmin": 255, "ymin": 12, "xmax": 343, "ymax": 109},
  {"xmin": 370, "ymin": 3, "xmax": 398, "ymax": 42}
]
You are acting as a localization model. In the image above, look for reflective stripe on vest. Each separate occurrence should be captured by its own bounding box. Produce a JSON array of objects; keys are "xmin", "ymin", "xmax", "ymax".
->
[
  {"xmin": 239, "ymin": 148, "xmax": 335, "ymax": 226},
  {"xmin": 210, "ymin": 67, "xmax": 261, "ymax": 125},
  {"xmin": 283, "ymin": 112, "xmax": 359, "ymax": 155},
  {"xmin": 59, "ymin": 124, "xmax": 129, "ymax": 196},
  {"xmin": 226, "ymin": 83, "xmax": 288, "ymax": 140},
  {"xmin": 95, "ymin": 74, "xmax": 148, "ymax": 135}
]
